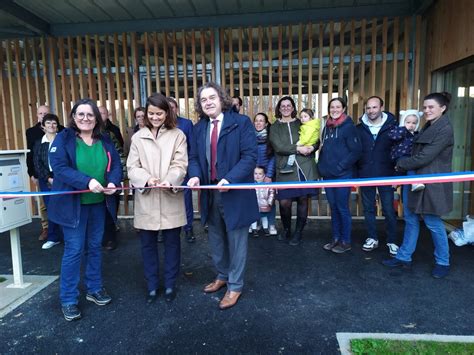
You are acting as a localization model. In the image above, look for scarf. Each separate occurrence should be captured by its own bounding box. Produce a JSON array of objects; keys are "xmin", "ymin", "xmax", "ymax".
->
[
  {"xmin": 255, "ymin": 127, "xmax": 268, "ymax": 144},
  {"xmin": 326, "ymin": 113, "xmax": 347, "ymax": 128}
]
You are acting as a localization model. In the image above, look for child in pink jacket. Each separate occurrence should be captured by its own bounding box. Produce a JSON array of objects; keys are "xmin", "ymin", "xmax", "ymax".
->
[{"xmin": 249, "ymin": 166, "xmax": 275, "ymax": 237}]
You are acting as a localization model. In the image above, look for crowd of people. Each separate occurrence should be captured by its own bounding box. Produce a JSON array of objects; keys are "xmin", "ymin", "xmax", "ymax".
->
[{"xmin": 25, "ymin": 83, "xmax": 454, "ymax": 321}]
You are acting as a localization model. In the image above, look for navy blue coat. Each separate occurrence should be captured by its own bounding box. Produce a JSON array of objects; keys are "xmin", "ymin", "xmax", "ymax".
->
[
  {"xmin": 188, "ymin": 110, "xmax": 259, "ymax": 231},
  {"xmin": 48, "ymin": 128, "xmax": 123, "ymax": 228},
  {"xmin": 177, "ymin": 116, "xmax": 193, "ymax": 155},
  {"xmin": 256, "ymin": 141, "xmax": 275, "ymax": 179},
  {"xmin": 318, "ymin": 116, "xmax": 362, "ymax": 179},
  {"xmin": 356, "ymin": 112, "xmax": 397, "ymax": 178}
]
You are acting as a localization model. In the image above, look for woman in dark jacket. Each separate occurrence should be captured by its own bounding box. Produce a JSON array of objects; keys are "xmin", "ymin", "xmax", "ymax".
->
[
  {"xmin": 49, "ymin": 98, "xmax": 122, "ymax": 321},
  {"xmin": 253, "ymin": 112, "xmax": 277, "ymax": 236},
  {"xmin": 318, "ymin": 97, "xmax": 362, "ymax": 253},
  {"xmin": 33, "ymin": 113, "xmax": 62, "ymax": 249},
  {"xmin": 383, "ymin": 92, "xmax": 454, "ymax": 279},
  {"xmin": 269, "ymin": 96, "xmax": 319, "ymax": 246}
]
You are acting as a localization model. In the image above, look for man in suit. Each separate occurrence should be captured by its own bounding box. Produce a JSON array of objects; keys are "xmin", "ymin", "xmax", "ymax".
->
[
  {"xmin": 167, "ymin": 97, "xmax": 196, "ymax": 243},
  {"xmin": 188, "ymin": 82, "xmax": 259, "ymax": 310}
]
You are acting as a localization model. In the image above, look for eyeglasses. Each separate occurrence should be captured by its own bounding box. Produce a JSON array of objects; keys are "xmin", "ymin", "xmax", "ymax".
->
[{"xmin": 74, "ymin": 112, "xmax": 95, "ymax": 120}]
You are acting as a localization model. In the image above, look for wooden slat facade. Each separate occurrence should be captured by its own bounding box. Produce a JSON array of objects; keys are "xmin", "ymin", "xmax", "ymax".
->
[{"xmin": 0, "ymin": 17, "xmax": 423, "ymax": 217}]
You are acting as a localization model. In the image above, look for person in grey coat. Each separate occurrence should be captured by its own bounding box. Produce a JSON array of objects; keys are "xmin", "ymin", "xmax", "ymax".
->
[{"xmin": 383, "ymin": 92, "xmax": 454, "ymax": 279}]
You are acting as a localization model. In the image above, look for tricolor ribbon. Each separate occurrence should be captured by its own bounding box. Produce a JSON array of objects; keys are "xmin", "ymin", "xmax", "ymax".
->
[{"xmin": 1, "ymin": 171, "xmax": 474, "ymax": 198}]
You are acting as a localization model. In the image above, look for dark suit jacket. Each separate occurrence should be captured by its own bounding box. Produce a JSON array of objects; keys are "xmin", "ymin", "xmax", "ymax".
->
[{"xmin": 188, "ymin": 110, "xmax": 259, "ymax": 230}]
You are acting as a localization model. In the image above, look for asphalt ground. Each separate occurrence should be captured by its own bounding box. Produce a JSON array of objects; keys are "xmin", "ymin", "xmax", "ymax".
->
[{"xmin": 1, "ymin": 218, "xmax": 474, "ymax": 354}]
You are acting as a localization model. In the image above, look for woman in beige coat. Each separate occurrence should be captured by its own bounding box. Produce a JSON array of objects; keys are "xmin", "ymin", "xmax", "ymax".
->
[{"xmin": 127, "ymin": 93, "xmax": 188, "ymax": 303}]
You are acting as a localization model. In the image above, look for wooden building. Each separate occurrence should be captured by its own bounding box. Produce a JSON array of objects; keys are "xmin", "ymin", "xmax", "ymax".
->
[{"xmin": 0, "ymin": 0, "xmax": 472, "ymax": 222}]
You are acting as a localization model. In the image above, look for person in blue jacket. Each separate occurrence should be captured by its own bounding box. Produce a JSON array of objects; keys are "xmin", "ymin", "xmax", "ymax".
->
[
  {"xmin": 356, "ymin": 96, "xmax": 399, "ymax": 256},
  {"xmin": 252, "ymin": 112, "xmax": 277, "ymax": 236},
  {"xmin": 318, "ymin": 97, "xmax": 362, "ymax": 253},
  {"xmin": 167, "ymin": 97, "xmax": 196, "ymax": 243},
  {"xmin": 48, "ymin": 98, "xmax": 122, "ymax": 322},
  {"xmin": 187, "ymin": 82, "xmax": 259, "ymax": 310}
]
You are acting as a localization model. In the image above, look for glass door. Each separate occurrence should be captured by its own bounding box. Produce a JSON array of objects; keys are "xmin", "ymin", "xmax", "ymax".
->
[{"xmin": 439, "ymin": 59, "xmax": 474, "ymax": 223}]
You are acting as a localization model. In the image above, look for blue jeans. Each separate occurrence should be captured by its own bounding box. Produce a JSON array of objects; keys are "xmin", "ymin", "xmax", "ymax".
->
[
  {"xmin": 60, "ymin": 203, "xmax": 106, "ymax": 305},
  {"xmin": 38, "ymin": 178, "xmax": 61, "ymax": 243},
  {"xmin": 139, "ymin": 227, "xmax": 181, "ymax": 292},
  {"xmin": 396, "ymin": 185, "xmax": 450, "ymax": 265},
  {"xmin": 325, "ymin": 183, "xmax": 352, "ymax": 244},
  {"xmin": 360, "ymin": 185, "xmax": 397, "ymax": 244}
]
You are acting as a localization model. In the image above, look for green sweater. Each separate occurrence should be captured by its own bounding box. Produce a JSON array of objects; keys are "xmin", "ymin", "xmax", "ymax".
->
[{"xmin": 76, "ymin": 138, "xmax": 107, "ymax": 204}]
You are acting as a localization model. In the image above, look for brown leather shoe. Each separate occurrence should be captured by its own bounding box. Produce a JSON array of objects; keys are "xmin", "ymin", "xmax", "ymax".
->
[
  {"xmin": 203, "ymin": 279, "xmax": 227, "ymax": 293},
  {"xmin": 38, "ymin": 228, "xmax": 48, "ymax": 241},
  {"xmin": 219, "ymin": 290, "xmax": 241, "ymax": 310}
]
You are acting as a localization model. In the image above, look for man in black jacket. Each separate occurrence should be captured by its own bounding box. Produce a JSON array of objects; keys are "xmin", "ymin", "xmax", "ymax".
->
[
  {"xmin": 356, "ymin": 96, "xmax": 399, "ymax": 256},
  {"xmin": 99, "ymin": 106, "xmax": 125, "ymax": 250},
  {"xmin": 26, "ymin": 105, "xmax": 51, "ymax": 240}
]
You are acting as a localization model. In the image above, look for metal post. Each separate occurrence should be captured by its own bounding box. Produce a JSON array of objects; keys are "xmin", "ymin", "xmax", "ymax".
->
[
  {"xmin": 7, "ymin": 228, "xmax": 31, "ymax": 289},
  {"xmin": 214, "ymin": 28, "xmax": 221, "ymax": 85},
  {"xmin": 408, "ymin": 15, "xmax": 417, "ymax": 108},
  {"xmin": 46, "ymin": 39, "xmax": 56, "ymax": 113}
]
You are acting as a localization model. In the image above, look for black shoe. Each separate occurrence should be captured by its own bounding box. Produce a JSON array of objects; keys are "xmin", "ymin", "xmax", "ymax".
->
[
  {"xmin": 157, "ymin": 233, "xmax": 164, "ymax": 243},
  {"xmin": 146, "ymin": 290, "xmax": 157, "ymax": 304},
  {"xmin": 86, "ymin": 289, "xmax": 112, "ymax": 306},
  {"xmin": 432, "ymin": 264, "xmax": 449, "ymax": 278},
  {"xmin": 105, "ymin": 240, "xmax": 117, "ymax": 251},
  {"xmin": 185, "ymin": 230, "xmax": 196, "ymax": 243},
  {"xmin": 165, "ymin": 288, "xmax": 176, "ymax": 302},
  {"xmin": 279, "ymin": 164, "xmax": 294, "ymax": 174},
  {"xmin": 62, "ymin": 304, "xmax": 81, "ymax": 321},
  {"xmin": 382, "ymin": 258, "xmax": 412, "ymax": 268}
]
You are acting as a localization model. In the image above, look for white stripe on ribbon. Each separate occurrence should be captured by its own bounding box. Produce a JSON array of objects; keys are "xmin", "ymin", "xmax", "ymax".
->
[{"xmin": 1, "ymin": 171, "xmax": 474, "ymax": 198}]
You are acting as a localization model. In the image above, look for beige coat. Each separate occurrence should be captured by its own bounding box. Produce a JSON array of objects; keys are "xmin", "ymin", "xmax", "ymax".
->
[{"xmin": 127, "ymin": 126, "xmax": 188, "ymax": 230}]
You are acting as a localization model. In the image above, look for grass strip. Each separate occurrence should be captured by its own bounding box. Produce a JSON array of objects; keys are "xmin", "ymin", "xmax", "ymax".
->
[{"xmin": 351, "ymin": 338, "xmax": 474, "ymax": 354}]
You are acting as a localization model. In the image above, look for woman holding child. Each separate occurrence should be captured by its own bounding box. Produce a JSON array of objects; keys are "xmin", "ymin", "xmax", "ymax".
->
[
  {"xmin": 269, "ymin": 96, "xmax": 319, "ymax": 246},
  {"xmin": 383, "ymin": 92, "xmax": 454, "ymax": 279}
]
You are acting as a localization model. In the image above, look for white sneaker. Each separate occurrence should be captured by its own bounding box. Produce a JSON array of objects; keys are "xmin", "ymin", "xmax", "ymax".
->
[
  {"xmin": 411, "ymin": 183, "xmax": 425, "ymax": 192},
  {"xmin": 42, "ymin": 241, "xmax": 60, "ymax": 250},
  {"xmin": 386, "ymin": 243, "xmax": 399, "ymax": 256},
  {"xmin": 269, "ymin": 225, "xmax": 278, "ymax": 236},
  {"xmin": 362, "ymin": 238, "xmax": 379, "ymax": 251}
]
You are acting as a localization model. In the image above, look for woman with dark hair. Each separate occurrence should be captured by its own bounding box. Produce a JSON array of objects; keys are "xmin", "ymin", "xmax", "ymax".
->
[
  {"xmin": 318, "ymin": 97, "xmax": 362, "ymax": 253},
  {"xmin": 383, "ymin": 92, "xmax": 454, "ymax": 279},
  {"xmin": 33, "ymin": 113, "xmax": 62, "ymax": 249},
  {"xmin": 127, "ymin": 93, "xmax": 188, "ymax": 303},
  {"xmin": 269, "ymin": 96, "xmax": 319, "ymax": 246},
  {"xmin": 48, "ymin": 98, "xmax": 122, "ymax": 321},
  {"xmin": 253, "ymin": 112, "xmax": 277, "ymax": 236}
]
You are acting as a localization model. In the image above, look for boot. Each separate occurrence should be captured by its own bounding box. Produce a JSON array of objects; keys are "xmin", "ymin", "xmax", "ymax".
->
[
  {"xmin": 289, "ymin": 217, "xmax": 307, "ymax": 246},
  {"xmin": 278, "ymin": 214, "xmax": 292, "ymax": 241}
]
